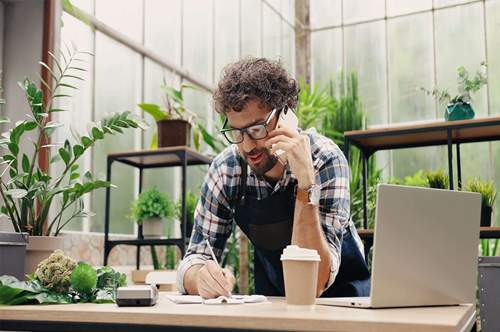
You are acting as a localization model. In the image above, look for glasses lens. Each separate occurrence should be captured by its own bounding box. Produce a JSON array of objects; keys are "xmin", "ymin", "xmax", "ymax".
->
[
  {"xmin": 247, "ymin": 125, "xmax": 267, "ymax": 139},
  {"xmin": 224, "ymin": 129, "xmax": 243, "ymax": 143}
]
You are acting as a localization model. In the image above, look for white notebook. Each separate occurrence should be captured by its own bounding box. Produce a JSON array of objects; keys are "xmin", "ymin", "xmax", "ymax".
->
[{"xmin": 166, "ymin": 294, "xmax": 268, "ymax": 305}]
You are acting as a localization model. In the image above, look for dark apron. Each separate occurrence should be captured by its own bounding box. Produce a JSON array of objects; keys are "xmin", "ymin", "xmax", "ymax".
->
[{"xmin": 233, "ymin": 160, "xmax": 371, "ymax": 297}]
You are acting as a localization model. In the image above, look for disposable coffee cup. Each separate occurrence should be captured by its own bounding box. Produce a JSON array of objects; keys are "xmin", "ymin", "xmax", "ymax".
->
[{"xmin": 281, "ymin": 245, "xmax": 321, "ymax": 310}]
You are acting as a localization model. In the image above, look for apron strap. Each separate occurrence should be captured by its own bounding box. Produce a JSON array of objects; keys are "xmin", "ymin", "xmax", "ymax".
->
[{"xmin": 239, "ymin": 159, "xmax": 247, "ymax": 206}]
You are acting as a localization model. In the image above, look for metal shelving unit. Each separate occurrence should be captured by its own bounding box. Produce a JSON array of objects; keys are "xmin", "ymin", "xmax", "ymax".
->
[
  {"xmin": 343, "ymin": 116, "xmax": 500, "ymax": 259},
  {"xmin": 103, "ymin": 146, "xmax": 212, "ymax": 269}
]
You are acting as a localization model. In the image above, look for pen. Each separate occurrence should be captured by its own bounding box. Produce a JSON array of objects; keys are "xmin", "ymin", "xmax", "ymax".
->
[{"xmin": 205, "ymin": 238, "xmax": 232, "ymax": 298}]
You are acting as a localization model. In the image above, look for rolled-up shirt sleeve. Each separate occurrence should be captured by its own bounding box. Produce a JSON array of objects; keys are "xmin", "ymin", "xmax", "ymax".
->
[
  {"xmin": 176, "ymin": 160, "xmax": 235, "ymax": 294},
  {"xmin": 314, "ymin": 143, "xmax": 352, "ymax": 291}
]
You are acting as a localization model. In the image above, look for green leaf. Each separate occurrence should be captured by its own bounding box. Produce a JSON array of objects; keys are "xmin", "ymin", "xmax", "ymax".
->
[
  {"xmin": 45, "ymin": 127, "xmax": 56, "ymax": 138},
  {"xmin": 73, "ymin": 144, "xmax": 84, "ymax": 157},
  {"xmin": 70, "ymin": 173, "xmax": 80, "ymax": 180},
  {"xmin": 48, "ymin": 51, "xmax": 62, "ymax": 74},
  {"xmin": 0, "ymin": 116, "xmax": 11, "ymax": 124},
  {"xmin": 50, "ymin": 154, "xmax": 61, "ymax": 164},
  {"xmin": 110, "ymin": 125, "xmax": 124, "ymax": 134},
  {"xmin": 7, "ymin": 172, "xmax": 28, "ymax": 185},
  {"xmin": 70, "ymin": 124, "xmax": 82, "ymax": 144},
  {"xmin": 22, "ymin": 154, "xmax": 30, "ymax": 173},
  {"xmin": 25, "ymin": 121, "xmax": 38, "ymax": 131},
  {"xmin": 59, "ymin": 148, "xmax": 70, "ymax": 165},
  {"xmin": 92, "ymin": 127, "xmax": 104, "ymax": 139},
  {"xmin": 119, "ymin": 111, "xmax": 131, "ymax": 120},
  {"xmin": 48, "ymin": 109, "xmax": 69, "ymax": 113},
  {"xmin": 83, "ymin": 171, "xmax": 92, "ymax": 184},
  {"xmin": 35, "ymin": 72, "xmax": 53, "ymax": 95},
  {"xmin": 115, "ymin": 120, "xmax": 129, "ymax": 128},
  {"xmin": 71, "ymin": 164, "xmax": 79, "ymax": 172},
  {"xmin": 8, "ymin": 143, "xmax": 19, "ymax": 156},
  {"xmin": 137, "ymin": 103, "xmax": 165, "ymax": 122},
  {"xmin": 5, "ymin": 189, "xmax": 28, "ymax": 199},
  {"xmin": 123, "ymin": 119, "xmax": 139, "ymax": 128},
  {"xmin": 160, "ymin": 85, "xmax": 183, "ymax": 104},
  {"xmin": 10, "ymin": 123, "xmax": 25, "ymax": 145},
  {"xmin": 39, "ymin": 61, "xmax": 58, "ymax": 83},
  {"xmin": 68, "ymin": 66, "xmax": 88, "ymax": 72},
  {"xmin": 82, "ymin": 182, "xmax": 94, "ymax": 194},
  {"xmin": 53, "ymin": 94, "xmax": 73, "ymax": 99},
  {"xmin": 59, "ymin": 83, "xmax": 78, "ymax": 90},
  {"xmin": 62, "ymin": 74, "xmax": 84, "ymax": 81},
  {"xmin": 81, "ymin": 136, "xmax": 94, "ymax": 147},
  {"xmin": 103, "ymin": 126, "xmax": 114, "ymax": 135}
]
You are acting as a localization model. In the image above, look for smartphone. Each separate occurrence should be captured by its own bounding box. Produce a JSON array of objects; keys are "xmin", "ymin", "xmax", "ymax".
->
[{"xmin": 274, "ymin": 105, "xmax": 299, "ymax": 165}]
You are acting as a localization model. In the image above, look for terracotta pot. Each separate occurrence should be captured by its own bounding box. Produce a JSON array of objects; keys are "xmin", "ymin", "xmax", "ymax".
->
[
  {"xmin": 143, "ymin": 217, "xmax": 163, "ymax": 239},
  {"xmin": 157, "ymin": 119, "xmax": 191, "ymax": 148},
  {"xmin": 25, "ymin": 236, "xmax": 64, "ymax": 280}
]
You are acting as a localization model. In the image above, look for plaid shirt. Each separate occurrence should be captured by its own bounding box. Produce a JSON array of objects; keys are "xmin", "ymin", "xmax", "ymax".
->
[{"xmin": 176, "ymin": 127, "xmax": 364, "ymax": 294}]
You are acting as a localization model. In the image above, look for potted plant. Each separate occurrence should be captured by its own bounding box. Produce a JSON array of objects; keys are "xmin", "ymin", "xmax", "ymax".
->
[
  {"xmin": 127, "ymin": 186, "xmax": 174, "ymax": 239},
  {"xmin": 175, "ymin": 190, "xmax": 199, "ymax": 239},
  {"xmin": 462, "ymin": 177, "xmax": 498, "ymax": 227},
  {"xmin": 425, "ymin": 167, "xmax": 449, "ymax": 189},
  {"xmin": 0, "ymin": 50, "xmax": 149, "ymax": 278},
  {"xmin": 417, "ymin": 61, "xmax": 488, "ymax": 121},
  {"xmin": 138, "ymin": 79, "xmax": 203, "ymax": 150}
]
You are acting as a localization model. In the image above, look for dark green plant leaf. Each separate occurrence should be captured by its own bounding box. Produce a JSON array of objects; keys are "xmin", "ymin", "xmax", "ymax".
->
[
  {"xmin": 35, "ymin": 72, "xmax": 53, "ymax": 95},
  {"xmin": 53, "ymin": 94, "xmax": 73, "ymax": 98},
  {"xmin": 71, "ymin": 164, "xmax": 79, "ymax": 172},
  {"xmin": 123, "ymin": 120, "xmax": 138, "ymax": 128},
  {"xmin": 0, "ymin": 116, "xmax": 11, "ymax": 124},
  {"xmin": 39, "ymin": 61, "xmax": 58, "ymax": 83},
  {"xmin": 81, "ymin": 136, "xmax": 94, "ymax": 147},
  {"xmin": 73, "ymin": 145, "xmax": 84, "ymax": 158},
  {"xmin": 92, "ymin": 127, "xmax": 104, "ymax": 139},
  {"xmin": 82, "ymin": 182, "xmax": 94, "ymax": 194},
  {"xmin": 59, "ymin": 83, "xmax": 78, "ymax": 90},
  {"xmin": 115, "ymin": 120, "xmax": 129, "ymax": 128},
  {"xmin": 59, "ymin": 148, "xmax": 70, "ymax": 165},
  {"xmin": 48, "ymin": 109, "xmax": 69, "ymax": 113},
  {"xmin": 70, "ymin": 173, "xmax": 80, "ymax": 180},
  {"xmin": 22, "ymin": 154, "xmax": 30, "ymax": 173},
  {"xmin": 8, "ymin": 143, "xmax": 19, "ymax": 156},
  {"xmin": 45, "ymin": 128, "xmax": 56, "ymax": 138},
  {"xmin": 62, "ymin": 74, "xmax": 84, "ymax": 81},
  {"xmin": 110, "ymin": 125, "xmax": 123, "ymax": 134},
  {"xmin": 119, "ymin": 111, "xmax": 131, "ymax": 120},
  {"xmin": 24, "ymin": 122, "xmax": 38, "ymax": 131}
]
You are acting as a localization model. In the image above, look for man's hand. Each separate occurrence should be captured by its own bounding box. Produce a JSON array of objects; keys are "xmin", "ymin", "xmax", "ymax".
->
[
  {"xmin": 266, "ymin": 126, "xmax": 316, "ymax": 189},
  {"xmin": 184, "ymin": 262, "xmax": 235, "ymax": 298}
]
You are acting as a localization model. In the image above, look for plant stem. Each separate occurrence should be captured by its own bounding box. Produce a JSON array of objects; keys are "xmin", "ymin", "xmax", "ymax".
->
[
  {"xmin": 47, "ymin": 196, "xmax": 78, "ymax": 235},
  {"xmin": 0, "ymin": 180, "xmax": 20, "ymax": 232},
  {"xmin": 54, "ymin": 203, "xmax": 83, "ymax": 236}
]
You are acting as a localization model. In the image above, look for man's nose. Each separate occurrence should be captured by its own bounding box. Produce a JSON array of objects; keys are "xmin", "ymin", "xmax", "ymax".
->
[{"xmin": 242, "ymin": 132, "xmax": 256, "ymax": 152}]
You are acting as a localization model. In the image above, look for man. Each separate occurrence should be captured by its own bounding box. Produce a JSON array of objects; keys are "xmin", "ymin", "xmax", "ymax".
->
[{"xmin": 176, "ymin": 57, "xmax": 370, "ymax": 298}]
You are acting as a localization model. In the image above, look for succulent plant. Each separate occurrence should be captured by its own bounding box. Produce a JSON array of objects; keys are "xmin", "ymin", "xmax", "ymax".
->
[
  {"xmin": 71, "ymin": 263, "xmax": 97, "ymax": 295},
  {"xmin": 35, "ymin": 250, "xmax": 77, "ymax": 294}
]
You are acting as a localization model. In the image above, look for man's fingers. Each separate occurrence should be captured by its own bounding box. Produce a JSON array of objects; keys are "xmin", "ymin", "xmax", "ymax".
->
[
  {"xmin": 198, "ymin": 277, "xmax": 220, "ymax": 298},
  {"xmin": 221, "ymin": 268, "xmax": 236, "ymax": 289},
  {"xmin": 203, "ymin": 261, "xmax": 231, "ymax": 294}
]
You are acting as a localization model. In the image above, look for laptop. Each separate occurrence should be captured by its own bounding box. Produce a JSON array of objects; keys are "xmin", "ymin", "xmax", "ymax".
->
[{"xmin": 316, "ymin": 184, "xmax": 481, "ymax": 308}]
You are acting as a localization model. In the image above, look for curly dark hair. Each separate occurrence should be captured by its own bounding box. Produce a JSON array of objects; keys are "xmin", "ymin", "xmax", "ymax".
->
[{"xmin": 212, "ymin": 57, "xmax": 300, "ymax": 115}]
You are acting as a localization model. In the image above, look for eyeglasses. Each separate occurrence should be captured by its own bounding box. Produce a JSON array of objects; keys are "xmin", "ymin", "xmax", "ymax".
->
[{"xmin": 221, "ymin": 108, "xmax": 278, "ymax": 144}]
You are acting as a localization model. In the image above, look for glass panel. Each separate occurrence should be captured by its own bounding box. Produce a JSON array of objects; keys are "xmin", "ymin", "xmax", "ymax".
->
[
  {"xmin": 71, "ymin": 0, "xmax": 94, "ymax": 13},
  {"xmin": 388, "ymin": 12, "xmax": 435, "ymax": 123},
  {"xmin": 93, "ymin": 32, "xmax": 143, "ymax": 234},
  {"xmin": 434, "ymin": 3, "xmax": 487, "ymax": 118},
  {"xmin": 310, "ymin": 0, "xmax": 341, "ymax": 29},
  {"xmin": 95, "ymin": 0, "xmax": 144, "ymax": 44},
  {"xmin": 56, "ymin": 12, "xmax": 95, "ymax": 231},
  {"xmin": 241, "ymin": 0, "xmax": 262, "ymax": 57},
  {"xmin": 182, "ymin": 80, "xmax": 211, "ymax": 194},
  {"xmin": 281, "ymin": 21, "xmax": 295, "ymax": 72},
  {"xmin": 345, "ymin": 21, "xmax": 388, "ymax": 126},
  {"xmin": 456, "ymin": 142, "xmax": 492, "ymax": 189},
  {"xmin": 434, "ymin": 0, "xmax": 471, "ymax": 9},
  {"xmin": 343, "ymin": 0, "xmax": 385, "ymax": 25},
  {"xmin": 386, "ymin": 0, "xmax": 432, "ymax": 17},
  {"xmin": 282, "ymin": 0, "xmax": 295, "ymax": 25},
  {"xmin": 214, "ymin": 0, "xmax": 240, "ymax": 82},
  {"xmin": 311, "ymin": 28, "xmax": 342, "ymax": 90},
  {"xmin": 486, "ymin": 0, "xmax": 500, "ymax": 115},
  {"xmin": 142, "ymin": 59, "xmax": 178, "ymax": 236},
  {"xmin": 183, "ymin": 0, "xmax": 214, "ymax": 83},
  {"xmin": 392, "ymin": 146, "xmax": 440, "ymax": 181},
  {"xmin": 263, "ymin": 3, "xmax": 281, "ymax": 59},
  {"xmin": 144, "ymin": 0, "xmax": 181, "ymax": 64},
  {"xmin": 267, "ymin": 0, "xmax": 281, "ymax": 12}
]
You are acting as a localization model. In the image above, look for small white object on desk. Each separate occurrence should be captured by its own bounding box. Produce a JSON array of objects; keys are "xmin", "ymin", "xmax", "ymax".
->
[{"xmin": 166, "ymin": 294, "xmax": 269, "ymax": 305}]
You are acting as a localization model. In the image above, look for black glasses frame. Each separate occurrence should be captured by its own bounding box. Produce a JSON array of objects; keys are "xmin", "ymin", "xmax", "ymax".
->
[{"xmin": 221, "ymin": 108, "xmax": 278, "ymax": 144}]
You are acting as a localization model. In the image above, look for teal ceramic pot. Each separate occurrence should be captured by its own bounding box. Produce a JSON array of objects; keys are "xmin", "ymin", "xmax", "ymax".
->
[{"xmin": 445, "ymin": 102, "xmax": 475, "ymax": 121}]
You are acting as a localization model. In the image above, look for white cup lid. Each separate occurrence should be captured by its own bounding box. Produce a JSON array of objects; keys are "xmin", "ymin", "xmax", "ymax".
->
[{"xmin": 280, "ymin": 245, "xmax": 321, "ymax": 261}]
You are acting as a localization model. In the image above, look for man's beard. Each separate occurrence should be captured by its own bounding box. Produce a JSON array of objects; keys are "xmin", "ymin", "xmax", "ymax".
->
[{"xmin": 242, "ymin": 148, "xmax": 278, "ymax": 176}]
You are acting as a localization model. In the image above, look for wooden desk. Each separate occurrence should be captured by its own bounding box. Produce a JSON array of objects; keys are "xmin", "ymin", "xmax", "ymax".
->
[{"xmin": 0, "ymin": 295, "xmax": 476, "ymax": 332}]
